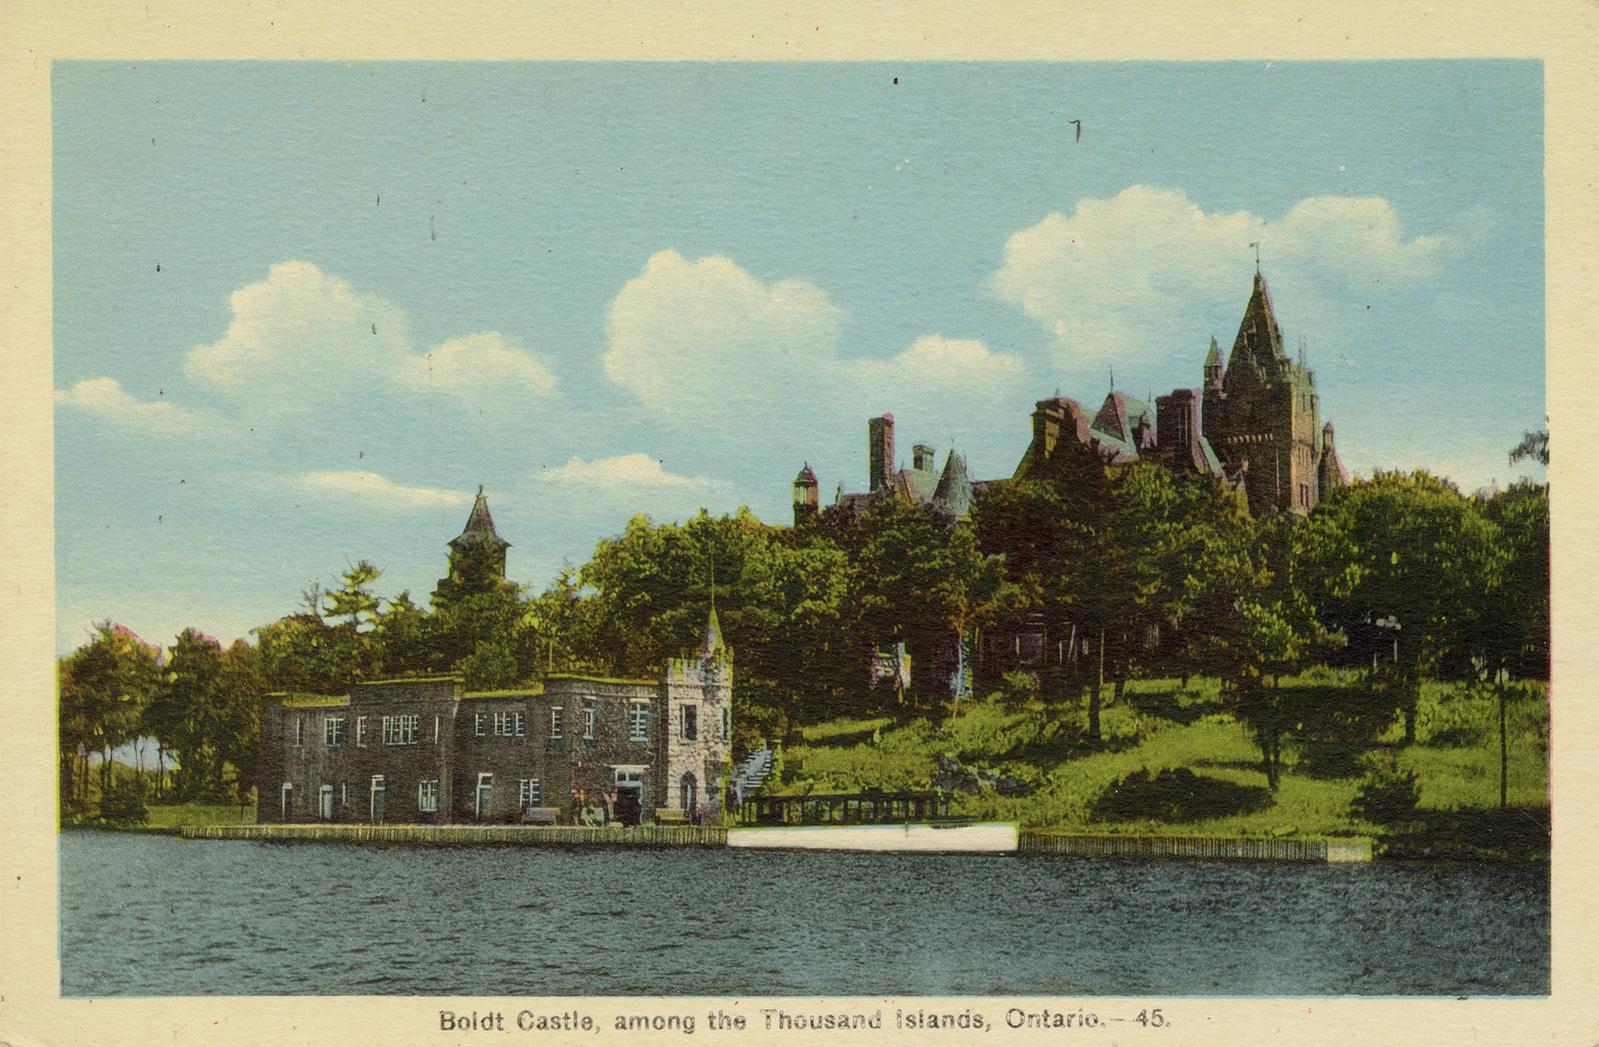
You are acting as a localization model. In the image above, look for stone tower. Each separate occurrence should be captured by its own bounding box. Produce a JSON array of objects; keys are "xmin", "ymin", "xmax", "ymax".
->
[
  {"xmin": 792, "ymin": 462, "xmax": 819, "ymax": 526},
  {"xmin": 868, "ymin": 413, "xmax": 895, "ymax": 492},
  {"xmin": 431, "ymin": 486, "xmax": 511, "ymax": 607},
  {"xmin": 1202, "ymin": 273, "xmax": 1325, "ymax": 515},
  {"xmin": 661, "ymin": 606, "xmax": 732, "ymax": 820}
]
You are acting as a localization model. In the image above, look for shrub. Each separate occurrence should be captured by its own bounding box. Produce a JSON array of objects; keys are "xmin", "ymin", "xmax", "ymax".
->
[
  {"xmin": 1089, "ymin": 766, "xmax": 1270, "ymax": 823},
  {"xmin": 999, "ymin": 670, "xmax": 1039, "ymax": 708},
  {"xmin": 1349, "ymin": 752, "xmax": 1421, "ymax": 825}
]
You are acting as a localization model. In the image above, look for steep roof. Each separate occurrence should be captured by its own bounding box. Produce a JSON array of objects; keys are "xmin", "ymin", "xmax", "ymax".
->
[
  {"xmin": 1089, "ymin": 391, "xmax": 1153, "ymax": 459},
  {"xmin": 1227, "ymin": 271, "xmax": 1286, "ymax": 376},
  {"xmin": 931, "ymin": 449, "xmax": 974, "ymax": 520},
  {"xmin": 794, "ymin": 462, "xmax": 817, "ymax": 485},
  {"xmin": 449, "ymin": 486, "xmax": 510, "ymax": 552},
  {"xmin": 697, "ymin": 606, "xmax": 728, "ymax": 661}
]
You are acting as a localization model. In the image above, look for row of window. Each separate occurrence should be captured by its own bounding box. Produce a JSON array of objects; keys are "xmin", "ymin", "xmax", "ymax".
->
[
  {"xmin": 296, "ymin": 714, "xmax": 433, "ymax": 748},
  {"xmin": 292, "ymin": 704, "xmax": 728, "ymax": 748},
  {"xmin": 280, "ymin": 774, "xmax": 544, "ymax": 816}
]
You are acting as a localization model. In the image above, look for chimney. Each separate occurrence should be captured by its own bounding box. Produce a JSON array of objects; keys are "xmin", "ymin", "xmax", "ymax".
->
[{"xmin": 868, "ymin": 414, "xmax": 895, "ymax": 492}]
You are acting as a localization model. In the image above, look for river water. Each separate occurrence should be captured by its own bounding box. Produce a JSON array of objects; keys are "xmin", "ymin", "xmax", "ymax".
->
[{"xmin": 58, "ymin": 831, "xmax": 1547, "ymax": 997}]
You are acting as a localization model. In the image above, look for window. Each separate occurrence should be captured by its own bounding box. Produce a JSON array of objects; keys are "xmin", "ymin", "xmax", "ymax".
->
[
  {"xmin": 293, "ymin": 717, "xmax": 304, "ymax": 747},
  {"xmin": 356, "ymin": 716, "xmax": 367, "ymax": 747},
  {"xmin": 474, "ymin": 712, "xmax": 485, "ymax": 737},
  {"xmin": 721, "ymin": 707, "xmax": 730, "ymax": 743},
  {"xmin": 494, "ymin": 711, "xmax": 514, "ymax": 736},
  {"xmin": 518, "ymin": 778, "xmax": 541, "ymax": 809},
  {"xmin": 382, "ymin": 714, "xmax": 419, "ymax": 745},
  {"xmin": 340, "ymin": 782, "xmax": 348, "ymax": 806},
  {"xmin": 583, "ymin": 705, "xmax": 596, "ymax": 740},
  {"xmin": 550, "ymin": 707, "xmax": 564, "ymax": 740},
  {"xmin": 514, "ymin": 710, "xmax": 524, "ymax": 736},
  {"xmin": 324, "ymin": 716, "xmax": 345, "ymax": 747},
  {"xmin": 681, "ymin": 704, "xmax": 698, "ymax": 742},
  {"xmin": 417, "ymin": 780, "xmax": 439, "ymax": 813},
  {"xmin": 629, "ymin": 703, "xmax": 650, "ymax": 742},
  {"xmin": 434, "ymin": 715, "xmax": 440, "ymax": 743}
]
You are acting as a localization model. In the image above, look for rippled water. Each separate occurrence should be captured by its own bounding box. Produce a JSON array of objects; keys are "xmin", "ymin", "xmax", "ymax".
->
[{"xmin": 58, "ymin": 832, "xmax": 1547, "ymax": 997}]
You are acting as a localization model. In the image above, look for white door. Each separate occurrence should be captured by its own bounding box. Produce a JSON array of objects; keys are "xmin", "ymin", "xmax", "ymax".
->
[
  {"xmin": 475, "ymin": 773, "xmax": 493, "ymax": 821},
  {"xmin": 319, "ymin": 785, "xmax": 333, "ymax": 821},
  {"xmin": 280, "ymin": 783, "xmax": 293, "ymax": 821}
]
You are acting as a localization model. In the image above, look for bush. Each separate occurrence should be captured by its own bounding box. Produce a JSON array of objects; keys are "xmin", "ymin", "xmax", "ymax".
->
[
  {"xmin": 1090, "ymin": 767, "xmax": 1270, "ymax": 823},
  {"xmin": 1000, "ymin": 670, "xmax": 1039, "ymax": 708},
  {"xmin": 1349, "ymin": 753, "xmax": 1421, "ymax": 825},
  {"xmin": 99, "ymin": 778, "xmax": 148, "ymax": 826}
]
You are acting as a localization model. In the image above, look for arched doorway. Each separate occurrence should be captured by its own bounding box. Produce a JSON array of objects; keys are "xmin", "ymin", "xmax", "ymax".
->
[{"xmin": 679, "ymin": 774, "xmax": 697, "ymax": 822}]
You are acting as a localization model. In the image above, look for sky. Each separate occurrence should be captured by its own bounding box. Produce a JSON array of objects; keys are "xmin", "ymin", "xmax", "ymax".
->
[{"xmin": 52, "ymin": 61, "xmax": 1545, "ymax": 655}]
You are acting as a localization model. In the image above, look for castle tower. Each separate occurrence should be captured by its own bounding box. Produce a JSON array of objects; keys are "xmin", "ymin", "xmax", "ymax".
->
[
  {"xmin": 868, "ymin": 413, "xmax": 896, "ymax": 492},
  {"xmin": 432, "ymin": 486, "xmax": 511, "ymax": 607},
  {"xmin": 662, "ymin": 605, "xmax": 733, "ymax": 820},
  {"xmin": 1317, "ymin": 420, "xmax": 1347, "ymax": 500},
  {"xmin": 792, "ymin": 463, "xmax": 819, "ymax": 526},
  {"xmin": 1207, "ymin": 272, "xmax": 1324, "ymax": 516}
]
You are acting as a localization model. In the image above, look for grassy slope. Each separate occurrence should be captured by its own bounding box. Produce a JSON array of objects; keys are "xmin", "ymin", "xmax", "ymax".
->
[{"xmin": 777, "ymin": 674, "xmax": 1549, "ymax": 854}]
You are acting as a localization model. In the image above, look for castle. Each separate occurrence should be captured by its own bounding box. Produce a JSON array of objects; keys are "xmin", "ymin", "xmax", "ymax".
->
[
  {"xmin": 256, "ymin": 491, "xmax": 733, "ymax": 827},
  {"xmin": 791, "ymin": 270, "xmax": 1347, "ymax": 686},
  {"xmin": 794, "ymin": 270, "xmax": 1345, "ymax": 525}
]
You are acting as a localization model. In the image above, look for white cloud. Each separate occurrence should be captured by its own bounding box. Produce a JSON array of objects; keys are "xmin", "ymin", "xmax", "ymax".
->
[
  {"xmin": 396, "ymin": 331, "xmax": 557, "ymax": 400},
  {"xmin": 184, "ymin": 260, "xmax": 411, "ymax": 409},
  {"xmin": 603, "ymin": 250, "xmax": 843, "ymax": 415},
  {"xmin": 294, "ymin": 470, "xmax": 472, "ymax": 509},
  {"xmin": 181, "ymin": 261, "xmax": 555, "ymax": 417},
  {"xmin": 602, "ymin": 251, "xmax": 1029, "ymax": 428},
  {"xmin": 988, "ymin": 186, "xmax": 1450, "ymax": 372},
  {"xmin": 54, "ymin": 377, "xmax": 216, "ymax": 436},
  {"xmin": 538, "ymin": 453, "xmax": 724, "ymax": 493},
  {"xmin": 855, "ymin": 335, "xmax": 1027, "ymax": 388}
]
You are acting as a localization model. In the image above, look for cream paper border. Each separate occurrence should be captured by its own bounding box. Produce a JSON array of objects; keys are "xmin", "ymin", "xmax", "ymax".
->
[{"xmin": 3, "ymin": 3, "xmax": 1596, "ymax": 1044}]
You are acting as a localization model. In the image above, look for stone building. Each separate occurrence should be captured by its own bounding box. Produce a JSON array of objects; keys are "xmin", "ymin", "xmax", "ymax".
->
[
  {"xmin": 256, "ymin": 496, "xmax": 733, "ymax": 826},
  {"xmin": 1013, "ymin": 270, "xmax": 1346, "ymax": 512}
]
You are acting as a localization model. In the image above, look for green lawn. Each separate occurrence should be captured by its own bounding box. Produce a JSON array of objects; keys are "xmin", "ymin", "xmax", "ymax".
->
[
  {"xmin": 142, "ymin": 801, "xmax": 256, "ymax": 830},
  {"xmin": 774, "ymin": 673, "xmax": 1549, "ymax": 855}
]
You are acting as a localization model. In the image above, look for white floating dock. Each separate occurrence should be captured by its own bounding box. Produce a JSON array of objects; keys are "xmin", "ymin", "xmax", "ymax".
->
[{"xmin": 726, "ymin": 821, "xmax": 1018, "ymax": 854}]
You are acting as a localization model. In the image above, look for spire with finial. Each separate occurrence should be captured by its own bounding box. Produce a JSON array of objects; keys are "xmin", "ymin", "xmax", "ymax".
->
[{"xmin": 449, "ymin": 485, "xmax": 509, "ymax": 554}]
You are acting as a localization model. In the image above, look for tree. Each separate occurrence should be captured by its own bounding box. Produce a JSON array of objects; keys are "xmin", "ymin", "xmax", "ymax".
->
[
  {"xmin": 324, "ymin": 560, "xmax": 383, "ymax": 631},
  {"xmin": 58, "ymin": 622, "xmax": 162, "ymax": 815},
  {"xmin": 1309, "ymin": 472, "xmax": 1508, "ymax": 743},
  {"xmin": 373, "ymin": 590, "xmax": 432, "ymax": 677},
  {"xmin": 157, "ymin": 629, "xmax": 227, "ymax": 800},
  {"xmin": 843, "ymin": 498, "xmax": 997, "ymax": 712},
  {"xmin": 1508, "ymin": 428, "xmax": 1549, "ymax": 467},
  {"xmin": 1184, "ymin": 514, "xmax": 1332, "ymax": 790}
]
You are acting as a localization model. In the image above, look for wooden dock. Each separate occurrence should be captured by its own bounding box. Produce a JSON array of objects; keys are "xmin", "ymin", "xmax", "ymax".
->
[
  {"xmin": 1019, "ymin": 830, "xmax": 1372, "ymax": 862},
  {"xmin": 179, "ymin": 823, "xmax": 727, "ymax": 847}
]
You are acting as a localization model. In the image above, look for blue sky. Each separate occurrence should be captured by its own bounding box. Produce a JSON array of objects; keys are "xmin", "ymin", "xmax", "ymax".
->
[{"xmin": 53, "ymin": 61, "xmax": 1545, "ymax": 655}]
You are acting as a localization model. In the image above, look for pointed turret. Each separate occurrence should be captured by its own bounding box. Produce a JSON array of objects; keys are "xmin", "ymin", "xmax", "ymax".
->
[
  {"xmin": 449, "ymin": 486, "xmax": 510, "ymax": 554},
  {"xmin": 1203, "ymin": 336, "xmax": 1222, "ymax": 386},
  {"xmin": 433, "ymin": 486, "xmax": 510, "ymax": 609},
  {"xmin": 931, "ymin": 449, "xmax": 974, "ymax": 521},
  {"xmin": 697, "ymin": 606, "xmax": 728, "ymax": 663},
  {"xmin": 1227, "ymin": 271, "xmax": 1286, "ymax": 377}
]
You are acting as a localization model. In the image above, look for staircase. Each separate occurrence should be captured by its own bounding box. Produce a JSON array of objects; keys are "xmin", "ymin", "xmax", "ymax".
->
[{"xmin": 732, "ymin": 746, "xmax": 775, "ymax": 807}]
